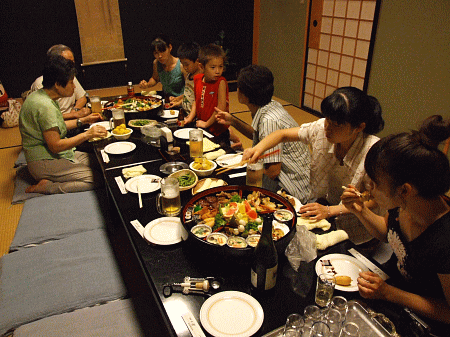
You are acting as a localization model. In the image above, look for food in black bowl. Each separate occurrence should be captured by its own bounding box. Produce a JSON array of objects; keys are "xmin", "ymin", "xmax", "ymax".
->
[{"xmin": 181, "ymin": 185, "xmax": 297, "ymax": 263}]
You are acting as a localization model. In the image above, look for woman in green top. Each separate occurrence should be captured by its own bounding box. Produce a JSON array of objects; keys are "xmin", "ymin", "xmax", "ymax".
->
[{"xmin": 19, "ymin": 55, "xmax": 106, "ymax": 194}]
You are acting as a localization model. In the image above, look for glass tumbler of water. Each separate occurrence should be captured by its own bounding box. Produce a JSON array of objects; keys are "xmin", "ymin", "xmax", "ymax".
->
[
  {"xmin": 283, "ymin": 313, "xmax": 304, "ymax": 337},
  {"xmin": 329, "ymin": 296, "xmax": 348, "ymax": 323},
  {"xmin": 315, "ymin": 274, "xmax": 336, "ymax": 307},
  {"xmin": 339, "ymin": 322, "xmax": 359, "ymax": 337},
  {"xmin": 246, "ymin": 161, "xmax": 264, "ymax": 187},
  {"xmin": 310, "ymin": 322, "xmax": 331, "ymax": 337}
]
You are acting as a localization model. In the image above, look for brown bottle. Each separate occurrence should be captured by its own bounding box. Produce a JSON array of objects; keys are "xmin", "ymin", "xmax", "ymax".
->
[{"xmin": 177, "ymin": 108, "xmax": 185, "ymax": 127}]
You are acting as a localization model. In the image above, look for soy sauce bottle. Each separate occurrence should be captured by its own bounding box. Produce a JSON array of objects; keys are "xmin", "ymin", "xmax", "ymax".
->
[
  {"xmin": 177, "ymin": 108, "xmax": 186, "ymax": 127},
  {"xmin": 127, "ymin": 82, "xmax": 135, "ymax": 97},
  {"xmin": 251, "ymin": 214, "xmax": 278, "ymax": 292}
]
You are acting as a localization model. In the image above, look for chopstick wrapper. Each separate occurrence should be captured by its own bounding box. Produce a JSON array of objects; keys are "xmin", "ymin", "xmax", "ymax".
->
[
  {"xmin": 316, "ymin": 230, "xmax": 349, "ymax": 250},
  {"xmin": 228, "ymin": 171, "xmax": 247, "ymax": 179},
  {"xmin": 130, "ymin": 220, "xmax": 145, "ymax": 238},
  {"xmin": 115, "ymin": 176, "xmax": 127, "ymax": 194},
  {"xmin": 101, "ymin": 149, "xmax": 110, "ymax": 163}
]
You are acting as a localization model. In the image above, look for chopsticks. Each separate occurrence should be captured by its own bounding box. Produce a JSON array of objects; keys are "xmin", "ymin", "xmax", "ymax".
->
[
  {"xmin": 137, "ymin": 181, "xmax": 143, "ymax": 208},
  {"xmin": 216, "ymin": 149, "xmax": 280, "ymax": 175}
]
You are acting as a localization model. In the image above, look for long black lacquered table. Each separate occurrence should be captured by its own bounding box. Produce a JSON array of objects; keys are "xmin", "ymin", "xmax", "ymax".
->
[{"xmin": 91, "ymin": 131, "xmax": 372, "ymax": 336}]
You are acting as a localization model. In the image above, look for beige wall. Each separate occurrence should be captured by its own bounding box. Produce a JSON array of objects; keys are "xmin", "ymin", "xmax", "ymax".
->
[{"xmin": 258, "ymin": 0, "xmax": 450, "ymax": 137}]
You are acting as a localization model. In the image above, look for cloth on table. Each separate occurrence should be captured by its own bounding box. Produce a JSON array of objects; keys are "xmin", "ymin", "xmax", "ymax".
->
[
  {"xmin": 297, "ymin": 217, "xmax": 331, "ymax": 231},
  {"xmin": 316, "ymin": 230, "xmax": 349, "ymax": 250}
]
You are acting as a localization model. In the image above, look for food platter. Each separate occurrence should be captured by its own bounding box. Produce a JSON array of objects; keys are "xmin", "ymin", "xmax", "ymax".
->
[
  {"xmin": 315, "ymin": 254, "xmax": 369, "ymax": 291},
  {"xmin": 181, "ymin": 185, "xmax": 297, "ymax": 260},
  {"xmin": 128, "ymin": 119, "xmax": 158, "ymax": 129},
  {"xmin": 107, "ymin": 95, "xmax": 163, "ymax": 121},
  {"xmin": 200, "ymin": 291, "xmax": 264, "ymax": 337}
]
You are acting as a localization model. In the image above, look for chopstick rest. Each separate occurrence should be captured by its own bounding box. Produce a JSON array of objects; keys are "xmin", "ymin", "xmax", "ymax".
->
[
  {"xmin": 130, "ymin": 220, "xmax": 145, "ymax": 238},
  {"xmin": 115, "ymin": 176, "xmax": 127, "ymax": 194}
]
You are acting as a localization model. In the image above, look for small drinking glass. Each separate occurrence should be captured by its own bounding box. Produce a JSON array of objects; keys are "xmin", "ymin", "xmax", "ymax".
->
[
  {"xmin": 310, "ymin": 321, "xmax": 331, "ymax": 337},
  {"xmin": 303, "ymin": 305, "xmax": 322, "ymax": 332},
  {"xmin": 329, "ymin": 296, "xmax": 348, "ymax": 322},
  {"xmin": 246, "ymin": 161, "xmax": 264, "ymax": 187},
  {"xmin": 189, "ymin": 129, "xmax": 203, "ymax": 159},
  {"xmin": 315, "ymin": 274, "xmax": 336, "ymax": 307},
  {"xmin": 283, "ymin": 313, "xmax": 304, "ymax": 337},
  {"xmin": 324, "ymin": 308, "xmax": 342, "ymax": 336},
  {"xmin": 339, "ymin": 322, "xmax": 359, "ymax": 337}
]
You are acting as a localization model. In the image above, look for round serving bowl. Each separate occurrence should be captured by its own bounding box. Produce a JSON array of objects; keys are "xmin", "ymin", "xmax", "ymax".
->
[
  {"xmin": 160, "ymin": 162, "xmax": 189, "ymax": 175},
  {"xmin": 189, "ymin": 159, "xmax": 217, "ymax": 177},
  {"xmin": 168, "ymin": 169, "xmax": 198, "ymax": 192},
  {"xmin": 111, "ymin": 128, "xmax": 133, "ymax": 140},
  {"xmin": 181, "ymin": 185, "xmax": 297, "ymax": 263}
]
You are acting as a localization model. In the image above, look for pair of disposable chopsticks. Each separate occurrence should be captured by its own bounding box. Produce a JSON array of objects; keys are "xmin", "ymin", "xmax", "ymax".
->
[
  {"xmin": 216, "ymin": 149, "xmax": 280, "ymax": 175},
  {"xmin": 137, "ymin": 181, "xmax": 143, "ymax": 208}
]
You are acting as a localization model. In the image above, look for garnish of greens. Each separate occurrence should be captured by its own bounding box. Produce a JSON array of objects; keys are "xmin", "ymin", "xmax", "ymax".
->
[
  {"xmin": 132, "ymin": 120, "xmax": 150, "ymax": 126},
  {"xmin": 177, "ymin": 173, "xmax": 195, "ymax": 187}
]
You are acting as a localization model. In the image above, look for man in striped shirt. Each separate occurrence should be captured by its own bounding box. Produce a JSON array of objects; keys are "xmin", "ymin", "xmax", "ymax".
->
[{"xmin": 216, "ymin": 65, "xmax": 310, "ymax": 203}]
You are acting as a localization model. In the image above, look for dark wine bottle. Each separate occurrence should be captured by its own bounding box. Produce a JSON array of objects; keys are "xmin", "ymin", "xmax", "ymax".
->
[
  {"xmin": 251, "ymin": 215, "xmax": 278, "ymax": 291},
  {"xmin": 178, "ymin": 108, "xmax": 186, "ymax": 127}
]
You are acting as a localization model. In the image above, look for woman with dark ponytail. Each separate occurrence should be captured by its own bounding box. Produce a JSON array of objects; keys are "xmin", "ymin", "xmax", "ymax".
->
[
  {"xmin": 342, "ymin": 115, "xmax": 450, "ymax": 325},
  {"xmin": 243, "ymin": 86, "xmax": 385, "ymax": 245}
]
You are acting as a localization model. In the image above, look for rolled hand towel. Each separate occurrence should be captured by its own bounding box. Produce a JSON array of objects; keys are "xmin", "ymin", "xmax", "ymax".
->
[
  {"xmin": 204, "ymin": 148, "xmax": 226, "ymax": 160},
  {"xmin": 297, "ymin": 217, "xmax": 331, "ymax": 231},
  {"xmin": 316, "ymin": 230, "xmax": 349, "ymax": 250}
]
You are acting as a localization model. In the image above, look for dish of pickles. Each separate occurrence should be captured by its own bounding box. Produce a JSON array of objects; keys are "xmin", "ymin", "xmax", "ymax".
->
[{"xmin": 182, "ymin": 185, "xmax": 297, "ymax": 252}]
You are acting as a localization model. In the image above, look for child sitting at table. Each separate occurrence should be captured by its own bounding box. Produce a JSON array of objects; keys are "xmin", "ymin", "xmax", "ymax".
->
[
  {"xmin": 183, "ymin": 44, "xmax": 230, "ymax": 145},
  {"xmin": 139, "ymin": 34, "xmax": 186, "ymax": 106},
  {"xmin": 341, "ymin": 115, "xmax": 450, "ymax": 328},
  {"xmin": 168, "ymin": 41, "xmax": 202, "ymax": 114}
]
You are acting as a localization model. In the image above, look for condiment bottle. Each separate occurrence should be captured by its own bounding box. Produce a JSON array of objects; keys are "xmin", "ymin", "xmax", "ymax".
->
[
  {"xmin": 127, "ymin": 82, "xmax": 135, "ymax": 97},
  {"xmin": 177, "ymin": 108, "xmax": 185, "ymax": 127},
  {"xmin": 251, "ymin": 214, "xmax": 278, "ymax": 292}
]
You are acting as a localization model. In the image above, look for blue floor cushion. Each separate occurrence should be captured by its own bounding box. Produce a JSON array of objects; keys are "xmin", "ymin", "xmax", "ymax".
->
[
  {"xmin": 0, "ymin": 229, "xmax": 127, "ymax": 335},
  {"xmin": 10, "ymin": 189, "xmax": 109, "ymax": 251}
]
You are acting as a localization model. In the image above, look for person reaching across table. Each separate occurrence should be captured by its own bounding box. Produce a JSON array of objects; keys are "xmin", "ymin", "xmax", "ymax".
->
[
  {"xmin": 341, "ymin": 114, "xmax": 450, "ymax": 325},
  {"xmin": 183, "ymin": 44, "xmax": 231, "ymax": 145},
  {"xmin": 30, "ymin": 44, "xmax": 91, "ymax": 120},
  {"xmin": 216, "ymin": 65, "xmax": 310, "ymax": 202},
  {"xmin": 242, "ymin": 86, "xmax": 385, "ymax": 246},
  {"xmin": 139, "ymin": 34, "xmax": 186, "ymax": 106},
  {"xmin": 19, "ymin": 55, "xmax": 106, "ymax": 194}
]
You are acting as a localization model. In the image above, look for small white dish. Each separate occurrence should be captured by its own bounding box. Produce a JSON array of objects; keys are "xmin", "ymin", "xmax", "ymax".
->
[
  {"xmin": 160, "ymin": 109, "xmax": 179, "ymax": 118},
  {"xmin": 104, "ymin": 141, "xmax": 136, "ymax": 155},
  {"xmin": 143, "ymin": 217, "xmax": 188, "ymax": 245},
  {"xmin": 216, "ymin": 153, "xmax": 247, "ymax": 169},
  {"xmin": 90, "ymin": 121, "xmax": 112, "ymax": 131},
  {"xmin": 200, "ymin": 291, "xmax": 264, "ymax": 337},
  {"xmin": 173, "ymin": 128, "xmax": 213, "ymax": 140},
  {"xmin": 315, "ymin": 253, "xmax": 369, "ymax": 292},
  {"xmin": 124, "ymin": 174, "xmax": 161, "ymax": 193}
]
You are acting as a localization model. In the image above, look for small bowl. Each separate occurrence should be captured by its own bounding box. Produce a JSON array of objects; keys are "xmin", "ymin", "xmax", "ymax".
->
[
  {"xmin": 227, "ymin": 236, "xmax": 248, "ymax": 249},
  {"xmin": 168, "ymin": 169, "xmax": 198, "ymax": 191},
  {"xmin": 160, "ymin": 162, "xmax": 189, "ymax": 175},
  {"xmin": 191, "ymin": 224, "xmax": 212, "ymax": 239},
  {"xmin": 189, "ymin": 159, "xmax": 217, "ymax": 177},
  {"xmin": 206, "ymin": 232, "xmax": 228, "ymax": 246},
  {"xmin": 274, "ymin": 209, "xmax": 294, "ymax": 222},
  {"xmin": 246, "ymin": 234, "xmax": 261, "ymax": 247},
  {"xmin": 111, "ymin": 128, "xmax": 133, "ymax": 140}
]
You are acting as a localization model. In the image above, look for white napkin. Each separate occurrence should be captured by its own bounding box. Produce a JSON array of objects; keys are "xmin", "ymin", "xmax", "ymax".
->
[
  {"xmin": 122, "ymin": 165, "xmax": 147, "ymax": 179},
  {"xmin": 297, "ymin": 217, "xmax": 331, "ymax": 231},
  {"xmin": 204, "ymin": 148, "xmax": 226, "ymax": 160},
  {"xmin": 316, "ymin": 230, "xmax": 349, "ymax": 250}
]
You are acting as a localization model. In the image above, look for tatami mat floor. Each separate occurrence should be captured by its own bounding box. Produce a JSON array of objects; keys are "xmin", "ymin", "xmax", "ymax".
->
[{"xmin": 0, "ymin": 87, "xmax": 319, "ymax": 257}]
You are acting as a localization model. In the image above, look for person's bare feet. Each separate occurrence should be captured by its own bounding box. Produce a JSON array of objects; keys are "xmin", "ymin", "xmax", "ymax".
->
[{"xmin": 25, "ymin": 179, "xmax": 50, "ymax": 193}]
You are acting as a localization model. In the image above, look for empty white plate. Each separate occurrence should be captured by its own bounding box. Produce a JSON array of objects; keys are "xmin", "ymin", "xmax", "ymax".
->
[
  {"xmin": 200, "ymin": 291, "xmax": 264, "ymax": 337},
  {"xmin": 104, "ymin": 141, "xmax": 136, "ymax": 155},
  {"xmin": 125, "ymin": 174, "xmax": 161, "ymax": 193},
  {"xmin": 143, "ymin": 217, "xmax": 188, "ymax": 245}
]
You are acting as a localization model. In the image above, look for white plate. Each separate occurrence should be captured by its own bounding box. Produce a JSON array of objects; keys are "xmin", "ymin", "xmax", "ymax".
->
[
  {"xmin": 173, "ymin": 128, "xmax": 214, "ymax": 140},
  {"xmin": 160, "ymin": 109, "xmax": 179, "ymax": 118},
  {"xmin": 124, "ymin": 174, "xmax": 161, "ymax": 193},
  {"xmin": 315, "ymin": 254, "xmax": 369, "ymax": 292},
  {"xmin": 104, "ymin": 141, "xmax": 136, "ymax": 155},
  {"xmin": 200, "ymin": 291, "xmax": 264, "ymax": 337},
  {"xmin": 277, "ymin": 191, "xmax": 302, "ymax": 213},
  {"xmin": 90, "ymin": 121, "xmax": 112, "ymax": 130},
  {"xmin": 143, "ymin": 217, "xmax": 188, "ymax": 245},
  {"xmin": 216, "ymin": 153, "xmax": 247, "ymax": 169}
]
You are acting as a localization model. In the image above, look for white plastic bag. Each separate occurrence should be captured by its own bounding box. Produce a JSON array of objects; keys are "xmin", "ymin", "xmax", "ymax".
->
[
  {"xmin": 285, "ymin": 225, "xmax": 317, "ymax": 271},
  {"xmin": 1, "ymin": 99, "xmax": 21, "ymax": 128}
]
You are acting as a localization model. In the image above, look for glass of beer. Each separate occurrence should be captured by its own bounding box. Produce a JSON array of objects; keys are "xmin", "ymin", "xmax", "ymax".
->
[
  {"xmin": 246, "ymin": 161, "xmax": 264, "ymax": 187},
  {"xmin": 189, "ymin": 129, "xmax": 203, "ymax": 159},
  {"xmin": 110, "ymin": 108, "xmax": 126, "ymax": 129},
  {"xmin": 315, "ymin": 274, "xmax": 336, "ymax": 307},
  {"xmin": 90, "ymin": 95, "xmax": 102, "ymax": 115},
  {"xmin": 156, "ymin": 177, "xmax": 181, "ymax": 216}
]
